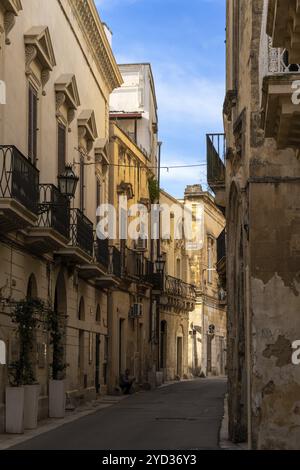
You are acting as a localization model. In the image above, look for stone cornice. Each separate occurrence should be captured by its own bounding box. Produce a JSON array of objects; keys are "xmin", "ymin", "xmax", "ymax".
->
[
  {"xmin": 1, "ymin": 0, "xmax": 22, "ymax": 45},
  {"xmin": 65, "ymin": 0, "xmax": 123, "ymax": 93}
]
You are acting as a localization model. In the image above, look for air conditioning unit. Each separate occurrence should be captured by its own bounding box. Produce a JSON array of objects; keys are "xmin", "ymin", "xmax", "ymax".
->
[
  {"xmin": 132, "ymin": 303, "xmax": 143, "ymax": 317},
  {"xmin": 135, "ymin": 237, "xmax": 147, "ymax": 252}
]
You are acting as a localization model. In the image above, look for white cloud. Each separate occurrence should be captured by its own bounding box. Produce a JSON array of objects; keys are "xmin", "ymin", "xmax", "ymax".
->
[{"xmin": 155, "ymin": 63, "xmax": 224, "ymax": 127}]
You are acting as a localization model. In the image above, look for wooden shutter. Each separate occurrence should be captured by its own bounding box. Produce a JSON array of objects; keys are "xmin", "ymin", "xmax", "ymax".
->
[
  {"xmin": 80, "ymin": 157, "xmax": 85, "ymax": 212},
  {"xmin": 28, "ymin": 85, "xmax": 38, "ymax": 164},
  {"xmin": 57, "ymin": 123, "xmax": 66, "ymax": 175}
]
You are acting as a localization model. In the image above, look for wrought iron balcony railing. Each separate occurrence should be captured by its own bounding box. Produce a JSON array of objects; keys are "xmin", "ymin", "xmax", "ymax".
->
[
  {"xmin": 109, "ymin": 246, "xmax": 122, "ymax": 278},
  {"xmin": 95, "ymin": 237, "xmax": 109, "ymax": 268},
  {"xmin": 125, "ymin": 248, "xmax": 143, "ymax": 277},
  {"xmin": 37, "ymin": 184, "xmax": 70, "ymax": 239},
  {"xmin": 165, "ymin": 275, "xmax": 197, "ymax": 301},
  {"xmin": 70, "ymin": 209, "xmax": 94, "ymax": 256},
  {"xmin": 206, "ymin": 134, "xmax": 226, "ymax": 194},
  {"xmin": 125, "ymin": 248, "xmax": 154, "ymax": 279},
  {"xmin": 0, "ymin": 145, "xmax": 39, "ymax": 214}
]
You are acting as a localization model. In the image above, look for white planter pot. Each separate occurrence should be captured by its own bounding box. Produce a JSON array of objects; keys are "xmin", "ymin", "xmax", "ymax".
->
[
  {"xmin": 5, "ymin": 386, "xmax": 24, "ymax": 434},
  {"xmin": 49, "ymin": 380, "xmax": 66, "ymax": 418},
  {"xmin": 24, "ymin": 384, "xmax": 40, "ymax": 430}
]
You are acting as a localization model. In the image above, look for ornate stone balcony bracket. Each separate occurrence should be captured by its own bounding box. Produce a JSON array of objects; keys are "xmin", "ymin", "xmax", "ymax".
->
[
  {"xmin": 95, "ymin": 139, "xmax": 109, "ymax": 181},
  {"xmin": 117, "ymin": 182, "xmax": 134, "ymax": 200},
  {"xmin": 1, "ymin": 0, "xmax": 22, "ymax": 45},
  {"xmin": 55, "ymin": 74, "xmax": 81, "ymax": 129},
  {"xmin": 24, "ymin": 26, "xmax": 56, "ymax": 95},
  {"xmin": 223, "ymin": 89, "xmax": 237, "ymax": 122},
  {"xmin": 77, "ymin": 110, "xmax": 98, "ymax": 154}
]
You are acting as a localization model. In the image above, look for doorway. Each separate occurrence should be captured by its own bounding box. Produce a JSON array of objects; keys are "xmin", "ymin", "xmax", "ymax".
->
[
  {"xmin": 119, "ymin": 319, "xmax": 125, "ymax": 375},
  {"xmin": 207, "ymin": 335, "xmax": 212, "ymax": 374},
  {"xmin": 160, "ymin": 321, "xmax": 167, "ymax": 370},
  {"xmin": 176, "ymin": 336, "xmax": 183, "ymax": 377},
  {"xmin": 95, "ymin": 334, "xmax": 100, "ymax": 393}
]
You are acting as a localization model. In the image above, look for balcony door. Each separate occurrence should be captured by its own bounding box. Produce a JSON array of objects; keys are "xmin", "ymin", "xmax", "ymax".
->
[
  {"xmin": 57, "ymin": 123, "xmax": 66, "ymax": 176},
  {"xmin": 28, "ymin": 84, "xmax": 38, "ymax": 165}
]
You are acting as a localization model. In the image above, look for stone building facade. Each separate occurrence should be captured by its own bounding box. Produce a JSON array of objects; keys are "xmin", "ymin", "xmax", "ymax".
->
[
  {"xmin": 106, "ymin": 121, "xmax": 156, "ymax": 391},
  {"xmin": 212, "ymin": 0, "xmax": 300, "ymax": 450},
  {"xmin": 159, "ymin": 190, "xmax": 196, "ymax": 381},
  {"xmin": 182, "ymin": 185, "xmax": 226, "ymax": 378},
  {"xmin": 0, "ymin": 0, "xmax": 122, "ymax": 431}
]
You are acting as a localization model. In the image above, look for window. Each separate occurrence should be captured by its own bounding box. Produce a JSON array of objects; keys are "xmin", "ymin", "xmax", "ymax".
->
[
  {"xmin": 96, "ymin": 305, "xmax": 101, "ymax": 323},
  {"xmin": 58, "ymin": 123, "xmax": 66, "ymax": 176},
  {"xmin": 78, "ymin": 330, "xmax": 84, "ymax": 368},
  {"xmin": 104, "ymin": 336, "xmax": 109, "ymax": 361},
  {"xmin": 78, "ymin": 296, "xmax": 85, "ymax": 321},
  {"xmin": 80, "ymin": 156, "xmax": 85, "ymax": 212},
  {"xmin": 28, "ymin": 85, "xmax": 38, "ymax": 164},
  {"xmin": 27, "ymin": 273, "xmax": 37, "ymax": 299},
  {"xmin": 207, "ymin": 238, "xmax": 214, "ymax": 284}
]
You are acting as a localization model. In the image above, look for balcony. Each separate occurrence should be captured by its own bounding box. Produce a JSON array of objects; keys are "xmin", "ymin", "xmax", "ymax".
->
[
  {"xmin": 125, "ymin": 248, "xmax": 143, "ymax": 279},
  {"xmin": 25, "ymin": 184, "xmax": 70, "ymax": 254},
  {"xmin": 261, "ymin": 45, "xmax": 300, "ymax": 148},
  {"xmin": 267, "ymin": 0, "xmax": 300, "ymax": 64},
  {"xmin": 95, "ymin": 237, "xmax": 109, "ymax": 268},
  {"xmin": 94, "ymin": 246, "xmax": 122, "ymax": 288},
  {"xmin": 123, "ymin": 248, "xmax": 155, "ymax": 286},
  {"xmin": 206, "ymin": 134, "xmax": 226, "ymax": 207},
  {"xmin": 0, "ymin": 145, "xmax": 39, "ymax": 232},
  {"xmin": 56, "ymin": 209, "xmax": 94, "ymax": 265},
  {"xmin": 77, "ymin": 235, "xmax": 108, "ymax": 281},
  {"xmin": 163, "ymin": 275, "xmax": 196, "ymax": 312}
]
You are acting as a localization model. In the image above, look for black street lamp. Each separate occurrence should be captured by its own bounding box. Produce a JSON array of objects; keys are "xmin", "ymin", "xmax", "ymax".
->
[
  {"xmin": 58, "ymin": 164, "xmax": 79, "ymax": 199},
  {"xmin": 155, "ymin": 255, "xmax": 166, "ymax": 274}
]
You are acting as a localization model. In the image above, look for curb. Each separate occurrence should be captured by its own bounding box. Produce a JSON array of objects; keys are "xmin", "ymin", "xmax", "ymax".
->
[{"xmin": 0, "ymin": 395, "xmax": 129, "ymax": 450}]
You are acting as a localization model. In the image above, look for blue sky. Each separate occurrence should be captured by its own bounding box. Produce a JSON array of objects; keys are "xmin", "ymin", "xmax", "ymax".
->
[{"xmin": 96, "ymin": 0, "xmax": 226, "ymax": 198}]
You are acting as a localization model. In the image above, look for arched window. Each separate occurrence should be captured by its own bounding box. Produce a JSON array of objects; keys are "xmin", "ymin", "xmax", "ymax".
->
[
  {"xmin": 96, "ymin": 305, "xmax": 101, "ymax": 323},
  {"xmin": 78, "ymin": 297, "xmax": 85, "ymax": 321},
  {"xmin": 27, "ymin": 273, "xmax": 38, "ymax": 299}
]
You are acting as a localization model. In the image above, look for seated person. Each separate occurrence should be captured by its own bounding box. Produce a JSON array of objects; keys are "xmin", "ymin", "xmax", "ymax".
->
[{"xmin": 119, "ymin": 369, "xmax": 135, "ymax": 394}]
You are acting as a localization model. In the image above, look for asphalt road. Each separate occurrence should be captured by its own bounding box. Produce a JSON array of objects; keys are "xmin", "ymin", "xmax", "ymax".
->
[{"xmin": 11, "ymin": 378, "xmax": 227, "ymax": 450}]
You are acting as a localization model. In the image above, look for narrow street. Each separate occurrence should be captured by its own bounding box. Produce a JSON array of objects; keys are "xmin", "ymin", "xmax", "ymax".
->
[{"xmin": 10, "ymin": 379, "xmax": 226, "ymax": 450}]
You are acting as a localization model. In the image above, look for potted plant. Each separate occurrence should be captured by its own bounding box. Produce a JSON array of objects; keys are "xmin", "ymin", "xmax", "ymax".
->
[
  {"xmin": 6, "ymin": 299, "xmax": 43, "ymax": 432},
  {"xmin": 6, "ymin": 360, "xmax": 25, "ymax": 434},
  {"xmin": 47, "ymin": 308, "xmax": 67, "ymax": 418}
]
